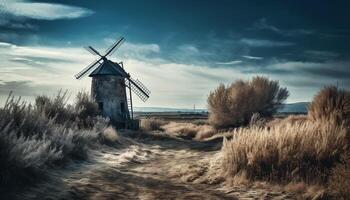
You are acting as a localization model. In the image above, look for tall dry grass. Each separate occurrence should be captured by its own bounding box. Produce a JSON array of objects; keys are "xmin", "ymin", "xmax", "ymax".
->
[
  {"xmin": 220, "ymin": 85, "xmax": 349, "ymax": 197},
  {"xmin": 222, "ymin": 117, "xmax": 347, "ymax": 183},
  {"xmin": 208, "ymin": 76, "xmax": 289, "ymax": 128},
  {"xmin": 0, "ymin": 92, "xmax": 115, "ymax": 188}
]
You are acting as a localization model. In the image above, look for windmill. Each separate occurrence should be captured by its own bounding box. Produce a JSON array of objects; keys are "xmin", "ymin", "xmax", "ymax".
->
[{"xmin": 75, "ymin": 36, "xmax": 150, "ymax": 128}]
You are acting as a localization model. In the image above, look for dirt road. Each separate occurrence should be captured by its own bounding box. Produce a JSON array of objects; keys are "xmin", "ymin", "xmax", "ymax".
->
[{"xmin": 17, "ymin": 132, "xmax": 293, "ymax": 200}]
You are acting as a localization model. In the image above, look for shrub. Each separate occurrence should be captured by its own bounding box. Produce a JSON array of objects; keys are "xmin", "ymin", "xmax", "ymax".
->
[
  {"xmin": 208, "ymin": 76, "xmax": 289, "ymax": 128},
  {"xmin": 0, "ymin": 92, "xmax": 112, "ymax": 188},
  {"xmin": 101, "ymin": 126, "xmax": 119, "ymax": 144},
  {"xmin": 35, "ymin": 90, "xmax": 72, "ymax": 124},
  {"xmin": 74, "ymin": 91, "xmax": 100, "ymax": 128},
  {"xmin": 308, "ymin": 85, "xmax": 350, "ymax": 125},
  {"xmin": 221, "ymin": 86, "xmax": 350, "ymax": 192},
  {"xmin": 140, "ymin": 118, "xmax": 167, "ymax": 131}
]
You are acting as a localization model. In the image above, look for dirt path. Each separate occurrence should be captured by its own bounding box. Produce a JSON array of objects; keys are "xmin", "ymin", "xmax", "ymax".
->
[{"xmin": 18, "ymin": 132, "xmax": 293, "ymax": 200}]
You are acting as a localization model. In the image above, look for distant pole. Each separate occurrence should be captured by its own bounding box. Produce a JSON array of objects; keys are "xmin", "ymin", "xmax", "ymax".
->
[{"xmin": 193, "ymin": 104, "xmax": 196, "ymax": 111}]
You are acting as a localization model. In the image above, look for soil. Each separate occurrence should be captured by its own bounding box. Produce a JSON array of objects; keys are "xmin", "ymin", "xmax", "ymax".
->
[{"xmin": 14, "ymin": 131, "xmax": 294, "ymax": 200}]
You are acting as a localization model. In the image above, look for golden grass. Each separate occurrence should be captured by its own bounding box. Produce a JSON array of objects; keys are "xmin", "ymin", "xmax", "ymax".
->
[
  {"xmin": 140, "ymin": 118, "xmax": 167, "ymax": 131},
  {"xmin": 222, "ymin": 117, "xmax": 347, "ymax": 183},
  {"xmin": 161, "ymin": 122, "xmax": 217, "ymax": 140},
  {"xmin": 220, "ymin": 85, "xmax": 349, "ymax": 198}
]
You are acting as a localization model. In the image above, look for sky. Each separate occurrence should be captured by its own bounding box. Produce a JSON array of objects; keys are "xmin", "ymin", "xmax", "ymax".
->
[{"xmin": 0, "ymin": 0, "xmax": 349, "ymax": 108}]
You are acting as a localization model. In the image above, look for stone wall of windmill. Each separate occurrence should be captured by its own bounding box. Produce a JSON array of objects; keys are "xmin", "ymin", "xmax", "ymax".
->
[{"xmin": 91, "ymin": 75, "xmax": 130, "ymax": 126}]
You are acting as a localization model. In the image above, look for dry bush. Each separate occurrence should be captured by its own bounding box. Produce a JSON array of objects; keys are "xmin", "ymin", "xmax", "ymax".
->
[
  {"xmin": 0, "ymin": 93, "xmax": 113, "ymax": 188},
  {"xmin": 221, "ymin": 117, "xmax": 347, "ymax": 184},
  {"xmin": 328, "ymin": 153, "xmax": 350, "ymax": 199},
  {"xmin": 308, "ymin": 85, "xmax": 350, "ymax": 125},
  {"xmin": 208, "ymin": 76, "xmax": 289, "ymax": 128},
  {"xmin": 101, "ymin": 126, "xmax": 119, "ymax": 144},
  {"xmin": 74, "ymin": 91, "xmax": 100, "ymax": 128},
  {"xmin": 140, "ymin": 118, "xmax": 167, "ymax": 131},
  {"xmin": 35, "ymin": 90, "xmax": 72, "ymax": 124},
  {"xmin": 161, "ymin": 122, "xmax": 216, "ymax": 140}
]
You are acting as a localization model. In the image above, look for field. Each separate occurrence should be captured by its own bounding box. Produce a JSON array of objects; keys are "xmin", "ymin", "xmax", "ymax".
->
[{"xmin": 0, "ymin": 83, "xmax": 348, "ymax": 200}]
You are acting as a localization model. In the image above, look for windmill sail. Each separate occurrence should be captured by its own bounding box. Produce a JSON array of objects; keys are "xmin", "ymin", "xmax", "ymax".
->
[
  {"xmin": 125, "ymin": 77, "xmax": 150, "ymax": 102},
  {"xmin": 75, "ymin": 58, "xmax": 102, "ymax": 79},
  {"xmin": 105, "ymin": 37, "xmax": 125, "ymax": 57}
]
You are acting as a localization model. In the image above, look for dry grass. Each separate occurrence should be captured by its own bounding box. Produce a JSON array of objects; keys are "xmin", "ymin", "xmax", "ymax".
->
[
  {"xmin": 266, "ymin": 115, "xmax": 308, "ymax": 128},
  {"xmin": 0, "ymin": 92, "xmax": 115, "ymax": 188},
  {"xmin": 222, "ymin": 117, "xmax": 347, "ymax": 183},
  {"xmin": 161, "ymin": 122, "xmax": 216, "ymax": 140},
  {"xmin": 220, "ymin": 85, "xmax": 349, "ymax": 198},
  {"xmin": 102, "ymin": 127, "xmax": 119, "ymax": 143},
  {"xmin": 208, "ymin": 76, "xmax": 289, "ymax": 128},
  {"xmin": 140, "ymin": 118, "xmax": 167, "ymax": 131},
  {"xmin": 328, "ymin": 153, "xmax": 350, "ymax": 199}
]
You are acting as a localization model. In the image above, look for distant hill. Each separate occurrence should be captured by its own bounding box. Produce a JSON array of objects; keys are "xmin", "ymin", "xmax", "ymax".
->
[
  {"xmin": 134, "ymin": 102, "xmax": 309, "ymax": 114},
  {"xmin": 279, "ymin": 102, "xmax": 309, "ymax": 113}
]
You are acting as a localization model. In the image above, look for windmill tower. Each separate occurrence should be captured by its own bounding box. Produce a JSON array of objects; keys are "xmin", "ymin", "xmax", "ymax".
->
[{"xmin": 75, "ymin": 37, "xmax": 150, "ymax": 128}]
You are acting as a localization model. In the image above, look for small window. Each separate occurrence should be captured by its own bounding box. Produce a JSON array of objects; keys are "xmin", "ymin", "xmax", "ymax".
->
[
  {"xmin": 120, "ymin": 102, "xmax": 125, "ymax": 113},
  {"xmin": 98, "ymin": 102, "xmax": 103, "ymax": 110}
]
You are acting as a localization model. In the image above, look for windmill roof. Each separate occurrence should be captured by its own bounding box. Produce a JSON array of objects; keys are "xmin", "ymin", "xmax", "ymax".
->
[{"xmin": 89, "ymin": 60, "xmax": 128, "ymax": 77}]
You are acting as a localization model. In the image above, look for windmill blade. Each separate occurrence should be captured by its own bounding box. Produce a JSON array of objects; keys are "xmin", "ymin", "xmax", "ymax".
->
[
  {"xmin": 125, "ymin": 77, "xmax": 150, "ymax": 102},
  {"xmin": 75, "ymin": 58, "xmax": 102, "ymax": 79},
  {"xmin": 84, "ymin": 46, "xmax": 98, "ymax": 56},
  {"xmin": 85, "ymin": 46, "xmax": 102, "ymax": 57},
  {"xmin": 104, "ymin": 37, "xmax": 125, "ymax": 57}
]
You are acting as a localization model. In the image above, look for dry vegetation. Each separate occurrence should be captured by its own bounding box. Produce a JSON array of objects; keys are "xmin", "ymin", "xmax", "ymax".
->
[
  {"xmin": 221, "ymin": 85, "xmax": 349, "ymax": 199},
  {"xmin": 140, "ymin": 118, "xmax": 217, "ymax": 140},
  {"xmin": 162, "ymin": 122, "xmax": 216, "ymax": 140},
  {"xmin": 140, "ymin": 117, "xmax": 167, "ymax": 131},
  {"xmin": 208, "ymin": 76, "xmax": 289, "ymax": 128},
  {"xmin": 0, "ymin": 91, "xmax": 116, "ymax": 188}
]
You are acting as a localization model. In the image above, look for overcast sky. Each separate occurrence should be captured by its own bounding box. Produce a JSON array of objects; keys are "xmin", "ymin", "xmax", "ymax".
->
[{"xmin": 0, "ymin": 0, "xmax": 349, "ymax": 108}]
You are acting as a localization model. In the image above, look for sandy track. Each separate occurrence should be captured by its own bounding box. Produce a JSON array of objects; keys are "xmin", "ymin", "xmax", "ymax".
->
[{"xmin": 16, "ymin": 132, "xmax": 293, "ymax": 200}]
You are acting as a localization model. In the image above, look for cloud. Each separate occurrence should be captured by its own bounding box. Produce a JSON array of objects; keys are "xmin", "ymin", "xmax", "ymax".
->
[
  {"xmin": 216, "ymin": 60, "xmax": 243, "ymax": 65},
  {"xmin": 252, "ymin": 18, "xmax": 281, "ymax": 33},
  {"xmin": 304, "ymin": 50, "xmax": 339, "ymax": 60},
  {"xmin": 0, "ymin": 80, "xmax": 60, "ymax": 96},
  {"xmin": 0, "ymin": 0, "xmax": 93, "ymax": 20},
  {"xmin": 0, "ymin": 18, "xmax": 36, "ymax": 29},
  {"xmin": 251, "ymin": 18, "xmax": 314, "ymax": 37},
  {"xmin": 0, "ymin": 40, "xmax": 348, "ymax": 108},
  {"xmin": 240, "ymin": 38, "xmax": 294, "ymax": 47},
  {"xmin": 178, "ymin": 44, "xmax": 199, "ymax": 54},
  {"xmin": 102, "ymin": 38, "xmax": 160, "ymax": 61},
  {"xmin": 242, "ymin": 55, "xmax": 263, "ymax": 60}
]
